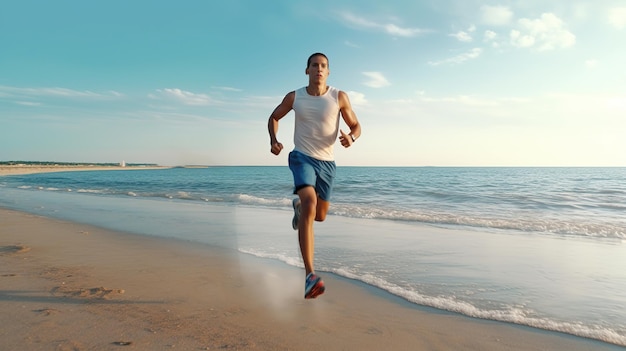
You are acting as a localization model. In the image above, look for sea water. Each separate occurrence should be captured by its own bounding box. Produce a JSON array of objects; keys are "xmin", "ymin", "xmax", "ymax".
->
[{"xmin": 1, "ymin": 167, "xmax": 625, "ymax": 346}]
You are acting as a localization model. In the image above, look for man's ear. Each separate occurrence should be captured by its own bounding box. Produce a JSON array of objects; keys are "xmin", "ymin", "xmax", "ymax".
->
[{"xmin": 305, "ymin": 67, "xmax": 309, "ymax": 75}]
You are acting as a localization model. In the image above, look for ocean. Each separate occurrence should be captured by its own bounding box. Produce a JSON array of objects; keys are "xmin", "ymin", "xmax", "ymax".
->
[{"xmin": 1, "ymin": 166, "xmax": 625, "ymax": 346}]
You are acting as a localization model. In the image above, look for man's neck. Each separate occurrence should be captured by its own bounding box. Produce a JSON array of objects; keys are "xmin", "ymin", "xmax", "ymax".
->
[{"xmin": 306, "ymin": 84, "xmax": 328, "ymax": 96}]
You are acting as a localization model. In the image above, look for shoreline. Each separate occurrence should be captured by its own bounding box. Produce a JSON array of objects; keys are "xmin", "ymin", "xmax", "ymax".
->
[{"xmin": 1, "ymin": 207, "xmax": 622, "ymax": 350}]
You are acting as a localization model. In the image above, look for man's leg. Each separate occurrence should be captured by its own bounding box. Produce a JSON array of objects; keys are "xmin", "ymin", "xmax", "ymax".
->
[
  {"xmin": 296, "ymin": 187, "xmax": 331, "ymax": 275},
  {"xmin": 296, "ymin": 186, "xmax": 317, "ymax": 275},
  {"xmin": 296, "ymin": 186, "xmax": 328, "ymax": 299}
]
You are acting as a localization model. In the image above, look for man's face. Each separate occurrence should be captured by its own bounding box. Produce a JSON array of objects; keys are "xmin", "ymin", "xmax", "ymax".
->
[{"xmin": 306, "ymin": 55, "xmax": 329, "ymax": 82}]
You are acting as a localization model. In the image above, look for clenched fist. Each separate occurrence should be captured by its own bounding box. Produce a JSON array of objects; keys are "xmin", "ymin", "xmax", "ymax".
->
[{"xmin": 271, "ymin": 142, "xmax": 284, "ymax": 155}]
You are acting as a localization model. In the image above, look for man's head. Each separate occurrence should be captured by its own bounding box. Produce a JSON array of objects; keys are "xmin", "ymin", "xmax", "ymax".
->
[
  {"xmin": 306, "ymin": 53, "xmax": 330, "ymax": 83},
  {"xmin": 307, "ymin": 53, "xmax": 329, "ymax": 68}
]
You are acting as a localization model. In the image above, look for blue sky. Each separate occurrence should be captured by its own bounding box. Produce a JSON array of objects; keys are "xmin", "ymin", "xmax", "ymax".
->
[{"xmin": 1, "ymin": 1, "xmax": 625, "ymax": 166}]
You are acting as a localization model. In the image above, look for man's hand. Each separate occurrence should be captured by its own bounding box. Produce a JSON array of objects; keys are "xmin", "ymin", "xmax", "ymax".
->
[
  {"xmin": 339, "ymin": 129, "xmax": 353, "ymax": 148},
  {"xmin": 271, "ymin": 142, "xmax": 284, "ymax": 155}
]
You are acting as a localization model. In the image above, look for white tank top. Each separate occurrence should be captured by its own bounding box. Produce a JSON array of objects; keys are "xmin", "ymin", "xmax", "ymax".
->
[{"xmin": 292, "ymin": 86, "xmax": 340, "ymax": 161}]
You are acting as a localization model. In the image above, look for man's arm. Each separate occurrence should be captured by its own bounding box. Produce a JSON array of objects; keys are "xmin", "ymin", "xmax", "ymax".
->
[
  {"xmin": 338, "ymin": 91, "xmax": 361, "ymax": 148},
  {"xmin": 268, "ymin": 91, "xmax": 295, "ymax": 155}
]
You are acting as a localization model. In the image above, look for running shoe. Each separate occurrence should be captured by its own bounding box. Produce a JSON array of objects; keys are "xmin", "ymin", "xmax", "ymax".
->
[
  {"xmin": 292, "ymin": 198, "xmax": 301, "ymax": 230},
  {"xmin": 304, "ymin": 272, "xmax": 325, "ymax": 299}
]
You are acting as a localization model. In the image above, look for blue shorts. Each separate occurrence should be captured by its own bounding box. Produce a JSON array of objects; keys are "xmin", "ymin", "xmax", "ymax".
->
[{"xmin": 288, "ymin": 150, "xmax": 336, "ymax": 201}]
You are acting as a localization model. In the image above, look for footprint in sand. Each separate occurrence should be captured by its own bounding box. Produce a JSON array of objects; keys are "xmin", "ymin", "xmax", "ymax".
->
[
  {"xmin": 51, "ymin": 286, "xmax": 125, "ymax": 300},
  {"xmin": 0, "ymin": 245, "xmax": 31, "ymax": 255},
  {"xmin": 34, "ymin": 308, "xmax": 61, "ymax": 316},
  {"xmin": 112, "ymin": 341, "xmax": 133, "ymax": 346}
]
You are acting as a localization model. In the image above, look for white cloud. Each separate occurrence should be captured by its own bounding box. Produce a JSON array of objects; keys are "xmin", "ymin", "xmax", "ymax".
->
[
  {"xmin": 608, "ymin": 7, "xmax": 626, "ymax": 29},
  {"xmin": 346, "ymin": 91, "xmax": 367, "ymax": 106},
  {"xmin": 340, "ymin": 12, "xmax": 429, "ymax": 37},
  {"xmin": 0, "ymin": 86, "xmax": 123, "ymax": 110},
  {"xmin": 215, "ymin": 86, "xmax": 242, "ymax": 92},
  {"xmin": 156, "ymin": 88, "xmax": 213, "ymax": 106},
  {"xmin": 32, "ymin": 88, "xmax": 102, "ymax": 98},
  {"xmin": 512, "ymin": 13, "xmax": 575, "ymax": 51},
  {"xmin": 484, "ymin": 30, "xmax": 497, "ymax": 41},
  {"xmin": 483, "ymin": 30, "xmax": 499, "ymax": 47},
  {"xmin": 385, "ymin": 24, "xmax": 419, "ymax": 37},
  {"xmin": 450, "ymin": 25, "xmax": 477, "ymax": 42},
  {"xmin": 481, "ymin": 5, "xmax": 513, "ymax": 26},
  {"xmin": 0, "ymin": 85, "xmax": 114, "ymax": 99},
  {"xmin": 450, "ymin": 30, "xmax": 472, "ymax": 42},
  {"xmin": 362, "ymin": 72, "xmax": 391, "ymax": 88},
  {"xmin": 15, "ymin": 101, "xmax": 42, "ymax": 106},
  {"xmin": 510, "ymin": 30, "xmax": 535, "ymax": 48},
  {"xmin": 428, "ymin": 48, "xmax": 482, "ymax": 66}
]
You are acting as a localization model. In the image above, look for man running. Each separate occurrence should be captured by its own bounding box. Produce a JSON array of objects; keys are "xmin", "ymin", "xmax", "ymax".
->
[{"xmin": 267, "ymin": 52, "xmax": 362, "ymax": 299}]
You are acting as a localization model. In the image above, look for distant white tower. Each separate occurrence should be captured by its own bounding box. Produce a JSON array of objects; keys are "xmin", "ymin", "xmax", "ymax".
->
[{"xmin": 120, "ymin": 160, "xmax": 126, "ymax": 167}]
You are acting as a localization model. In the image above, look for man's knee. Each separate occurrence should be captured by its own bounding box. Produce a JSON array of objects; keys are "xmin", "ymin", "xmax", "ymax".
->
[{"xmin": 315, "ymin": 199, "xmax": 330, "ymax": 222}]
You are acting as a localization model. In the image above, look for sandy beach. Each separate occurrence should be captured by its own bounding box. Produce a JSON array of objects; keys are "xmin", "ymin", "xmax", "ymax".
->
[{"xmin": 1, "ymin": 205, "xmax": 622, "ymax": 351}]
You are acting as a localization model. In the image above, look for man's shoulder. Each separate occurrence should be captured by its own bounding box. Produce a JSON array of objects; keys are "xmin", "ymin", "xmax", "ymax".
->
[
  {"xmin": 329, "ymin": 86, "xmax": 345, "ymax": 95},
  {"xmin": 330, "ymin": 86, "xmax": 346, "ymax": 100},
  {"xmin": 290, "ymin": 87, "xmax": 306, "ymax": 97}
]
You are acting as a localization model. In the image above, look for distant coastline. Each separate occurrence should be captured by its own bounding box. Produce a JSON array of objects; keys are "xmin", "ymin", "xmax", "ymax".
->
[
  {"xmin": 0, "ymin": 161, "xmax": 170, "ymax": 176},
  {"xmin": 0, "ymin": 161, "xmax": 160, "ymax": 167}
]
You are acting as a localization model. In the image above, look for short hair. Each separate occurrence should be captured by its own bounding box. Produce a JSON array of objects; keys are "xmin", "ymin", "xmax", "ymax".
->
[{"xmin": 307, "ymin": 52, "xmax": 329, "ymax": 68}]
